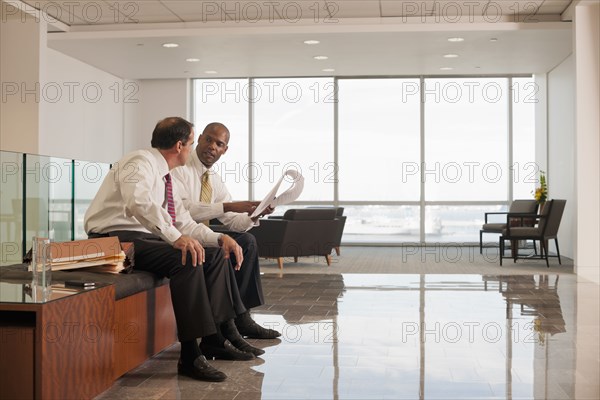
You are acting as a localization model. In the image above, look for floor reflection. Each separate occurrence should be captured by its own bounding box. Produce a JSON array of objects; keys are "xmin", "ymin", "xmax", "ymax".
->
[
  {"xmin": 252, "ymin": 274, "xmax": 575, "ymax": 400},
  {"xmin": 95, "ymin": 273, "xmax": 596, "ymax": 400}
]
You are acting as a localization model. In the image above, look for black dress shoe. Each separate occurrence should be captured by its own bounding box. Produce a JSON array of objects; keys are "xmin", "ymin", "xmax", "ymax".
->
[
  {"xmin": 177, "ymin": 356, "xmax": 227, "ymax": 382},
  {"xmin": 232, "ymin": 338, "xmax": 265, "ymax": 357},
  {"xmin": 222, "ymin": 320, "xmax": 266, "ymax": 356},
  {"xmin": 200, "ymin": 339, "xmax": 255, "ymax": 361},
  {"xmin": 236, "ymin": 321, "xmax": 281, "ymax": 339}
]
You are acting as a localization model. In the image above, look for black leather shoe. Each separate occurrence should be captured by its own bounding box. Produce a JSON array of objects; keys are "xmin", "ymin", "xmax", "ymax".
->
[
  {"xmin": 237, "ymin": 322, "xmax": 281, "ymax": 339},
  {"xmin": 222, "ymin": 320, "xmax": 266, "ymax": 356},
  {"xmin": 177, "ymin": 356, "xmax": 227, "ymax": 382},
  {"xmin": 232, "ymin": 339, "xmax": 265, "ymax": 357},
  {"xmin": 200, "ymin": 339, "xmax": 255, "ymax": 361}
]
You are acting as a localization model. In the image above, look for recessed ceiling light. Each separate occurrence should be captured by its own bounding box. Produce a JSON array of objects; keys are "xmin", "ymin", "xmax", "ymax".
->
[
  {"xmin": 204, "ymin": 70, "xmax": 217, "ymax": 74},
  {"xmin": 448, "ymin": 37, "xmax": 465, "ymax": 42},
  {"xmin": 304, "ymin": 40, "xmax": 320, "ymax": 45},
  {"xmin": 490, "ymin": 38, "xmax": 498, "ymax": 42},
  {"xmin": 443, "ymin": 54, "xmax": 459, "ymax": 58},
  {"xmin": 322, "ymin": 68, "xmax": 335, "ymax": 72},
  {"xmin": 313, "ymin": 55, "xmax": 328, "ymax": 60},
  {"xmin": 162, "ymin": 43, "xmax": 179, "ymax": 48},
  {"xmin": 440, "ymin": 67, "xmax": 453, "ymax": 71},
  {"xmin": 186, "ymin": 58, "xmax": 200, "ymax": 62}
]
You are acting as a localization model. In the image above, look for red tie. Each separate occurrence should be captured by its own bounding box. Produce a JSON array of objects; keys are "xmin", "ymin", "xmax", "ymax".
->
[{"xmin": 164, "ymin": 173, "xmax": 176, "ymax": 225}]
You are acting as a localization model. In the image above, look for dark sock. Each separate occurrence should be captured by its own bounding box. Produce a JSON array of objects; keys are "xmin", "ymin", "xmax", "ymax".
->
[
  {"xmin": 202, "ymin": 324, "xmax": 227, "ymax": 347},
  {"xmin": 180, "ymin": 340, "xmax": 201, "ymax": 365},
  {"xmin": 235, "ymin": 311, "xmax": 254, "ymax": 327},
  {"xmin": 221, "ymin": 319, "xmax": 239, "ymax": 338}
]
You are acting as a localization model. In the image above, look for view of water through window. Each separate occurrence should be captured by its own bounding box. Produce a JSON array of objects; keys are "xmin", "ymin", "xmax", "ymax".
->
[{"xmin": 193, "ymin": 76, "xmax": 536, "ymax": 244}]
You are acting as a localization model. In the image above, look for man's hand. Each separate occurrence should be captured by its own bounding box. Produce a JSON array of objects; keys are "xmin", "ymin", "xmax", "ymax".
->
[
  {"xmin": 251, "ymin": 206, "xmax": 275, "ymax": 222},
  {"xmin": 259, "ymin": 206, "xmax": 275, "ymax": 217},
  {"xmin": 219, "ymin": 234, "xmax": 244, "ymax": 270},
  {"xmin": 224, "ymin": 201, "xmax": 261, "ymax": 214},
  {"xmin": 173, "ymin": 235, "xmax": 205, "ymax": 267}
]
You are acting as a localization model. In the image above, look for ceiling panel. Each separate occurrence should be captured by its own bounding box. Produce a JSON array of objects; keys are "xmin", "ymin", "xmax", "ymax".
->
[
  {"xmin": 537, "ymin": 0, "xmax": 573, "ymax": 14},
  {"xmin": 48, "ymin": 23, "xmax": 572, "ymax": 79},
  {"xmin": 117, "ymin": 0, "xmax": 182, "ymax": 24},
  {"xmin": 22, "ymin": 0, "xmax": 85, "ymax": 24},
  {"xmin": 27, "ymin": 0, "xmax": 142, "ymax": 25},
  {"xmin": 324, "ymin": 0, "xmax": 382, "ymax": 18},
  {"xmin": 25, "ymin": 0, "xmax": 572, "ymax": 80},
  {"xmin": 22, "ymin": 0, "xmax": 573, "ymax": 26},
  {"xmin": 161, "ymin": 0, "xmax": 330, "ymax": 23}
]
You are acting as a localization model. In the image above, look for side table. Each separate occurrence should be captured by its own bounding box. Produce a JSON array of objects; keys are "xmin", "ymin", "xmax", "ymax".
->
[{"xmin": 0, "ymin": 280, "xmax": 115, "ymax": 399}]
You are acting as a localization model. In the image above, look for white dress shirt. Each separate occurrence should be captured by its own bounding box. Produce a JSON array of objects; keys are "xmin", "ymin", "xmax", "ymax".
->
[
  {"xmin": 84, "ymin": 148, "xmax": 221, "ymax": 246},
  {"xmin": 172, "ymin": 151, "xmax": 255, "ymax": 232}
]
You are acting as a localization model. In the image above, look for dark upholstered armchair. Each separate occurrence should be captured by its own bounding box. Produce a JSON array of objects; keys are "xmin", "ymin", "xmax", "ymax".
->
[
  {"xmin": 308, "ymin": 207, "xmax": 346, "ymax": 256},
  {"xmin": 479, "ymin": 199, "xmax": 538, "ymax": 253},
  {"xmin": 332, "ymin": 207, "xmax": 346, "ymax": 256},
  {"xmin": 249, "ymin": 208, "xmax": 339, "ymax": 269},
  {"xmin": 499, "ymin": 199, "xmax": 567, "ymax": 267}
]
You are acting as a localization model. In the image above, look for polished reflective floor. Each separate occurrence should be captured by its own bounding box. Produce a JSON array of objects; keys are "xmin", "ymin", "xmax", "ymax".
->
[{"xmin": 96, "ymin": 272, "xmax": 599, "ymax": 400}]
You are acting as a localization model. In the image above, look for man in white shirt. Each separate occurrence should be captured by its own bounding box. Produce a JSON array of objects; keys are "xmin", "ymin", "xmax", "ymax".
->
[
  {"xmin": 172, "ymin": 122, "xmax": 280, "ymax": 339},
  {"xmin": 85, "ymin": 117, "xmax": 264, "ymax": 382}
]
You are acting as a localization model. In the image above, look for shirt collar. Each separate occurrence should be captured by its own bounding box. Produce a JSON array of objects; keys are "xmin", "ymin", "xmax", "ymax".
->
[
  {"xmin": 149, "ymin": 148, "xmax": 170, "ymax": 177},
  {"xmin": 191, "ymin": 151, "xmax": 212, "ymax": 176}
]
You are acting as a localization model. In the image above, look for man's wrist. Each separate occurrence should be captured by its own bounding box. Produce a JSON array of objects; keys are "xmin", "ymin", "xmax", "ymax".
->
[{"xmin": 217, "ymin": 234, "xmax": 224, "ymax": 247}]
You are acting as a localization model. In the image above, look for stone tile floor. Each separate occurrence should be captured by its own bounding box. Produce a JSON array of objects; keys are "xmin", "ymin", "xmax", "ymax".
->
[{"xmin": 96, "ymin": 273, "xmax": 600, "ymax": 399}]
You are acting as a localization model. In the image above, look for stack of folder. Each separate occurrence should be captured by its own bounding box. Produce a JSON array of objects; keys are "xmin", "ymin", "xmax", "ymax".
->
[{"xmin": 49, "ymin": 237, "xmax": 127, "ymax": 273}]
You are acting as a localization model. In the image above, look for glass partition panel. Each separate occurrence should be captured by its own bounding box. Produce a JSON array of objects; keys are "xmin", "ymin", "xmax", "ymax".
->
[
  {"xmin": 74, "ymin": 161, "xmax": 110, "ymax": 239},
  {"xmin": 342, "ymin": 205, "xmax": 420, "ymax": 244},
  {"xmin": 48, "ymin": 157, "xmax": 73, "ymax": 242},
  {"xmin": 23, "ymin": 154, "xmax": 51, "ymax": 252},
  {"xmin": 0, "ymin": 151, "xmax": 23, "ymax": 265}
]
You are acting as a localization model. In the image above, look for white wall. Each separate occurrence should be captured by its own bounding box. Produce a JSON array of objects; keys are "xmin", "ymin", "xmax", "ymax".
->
[
  {"xmin": 123, "ymin": 79, "xmax": 190, "ymax": 153},
  {"xmin": 0, "ymin": 5, "xmax": 46, "ymax": 154},
  {"xmin": 0, "ymin": 4, "xmax": 126, "ymax": 163},
  {"xmin": 39, "ymin": 48, "xmax": 125, "ymax": 163},
  {"xmin": 547, "ymin": 55, "xmax": 576, "ymax": 259},
  {"xmin": 574, "ymin": 1, "xmax": 600, "ymax": 285}
]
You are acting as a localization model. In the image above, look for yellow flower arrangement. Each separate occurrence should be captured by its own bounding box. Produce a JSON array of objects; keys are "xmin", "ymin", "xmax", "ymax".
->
[{"xmin": 533, "ymin": 171, "xmax": 548, "ymax": 204}]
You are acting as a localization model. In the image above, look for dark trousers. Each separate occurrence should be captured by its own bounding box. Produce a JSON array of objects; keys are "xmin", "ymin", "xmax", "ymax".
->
[
  {"xmin": 224, "ymin": 231, "xmax": 264, "ymax": 309},
  {"xmin": 90, "ymin": 231, "xmax": 246, "ymax": 342}
]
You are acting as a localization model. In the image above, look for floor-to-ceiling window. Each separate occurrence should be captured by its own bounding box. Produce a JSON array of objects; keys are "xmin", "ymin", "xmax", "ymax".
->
[
  {"xmin": 193, "ymin": 76, "xmax": 536, "ymax": 245},
  {"xmin": 338, "ymin": 78, "xmax": 421, "ymax": 243},
  {"xmin": 193, "ymin": 79, "xmax": 249, "ymax": 200},
  {"xmin": 253, "ymin": 78, "xmax": 334, "ymax": 203},
  {"xmin": 424, "ymin": 77, "xmax": 509, "ymax": 243}
]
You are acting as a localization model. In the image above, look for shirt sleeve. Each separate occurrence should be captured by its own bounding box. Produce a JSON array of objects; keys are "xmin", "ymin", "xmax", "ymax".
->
[
  {"xmin": 211, "ymin": 174, "xmax": 256, "ymax": 232},
  {"xmin": 218, "ymin": 211, "xmax": 256, "ymax": 232}
]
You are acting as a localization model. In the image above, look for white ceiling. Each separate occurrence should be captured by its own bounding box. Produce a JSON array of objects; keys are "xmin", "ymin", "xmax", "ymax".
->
[{"xmin": 22, "ymin": 0, "xmax": 576, "ymax": 79}]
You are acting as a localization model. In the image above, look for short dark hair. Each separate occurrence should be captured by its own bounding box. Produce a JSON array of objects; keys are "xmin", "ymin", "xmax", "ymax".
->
[
  {"xmin": 151, "ymin": 117, "xmax": 194, "ymax": 149},
  {"xmin": 202, "ymin": 122, "xmax": 230, "ymax": 143}
]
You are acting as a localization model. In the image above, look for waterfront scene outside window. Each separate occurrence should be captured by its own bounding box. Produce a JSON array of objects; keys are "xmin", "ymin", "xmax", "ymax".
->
[{"xmin": 193, "ymin": 76, "xmax": 536, "ymax": 244}]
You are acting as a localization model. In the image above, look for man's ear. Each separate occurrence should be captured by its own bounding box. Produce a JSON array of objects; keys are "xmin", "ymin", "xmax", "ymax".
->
[
  {"xmin": 175, "ymin": 140, "xmax": 183, "ymax": 153},
  {"xmin": 223, "ymin": 145, "xmax": 229, "ymax": 154}
]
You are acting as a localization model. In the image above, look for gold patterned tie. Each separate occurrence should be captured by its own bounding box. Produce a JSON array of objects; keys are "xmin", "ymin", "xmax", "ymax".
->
[{"xmin": 200, "ymin": 171, "xmax": 212, "ymax": 225}]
